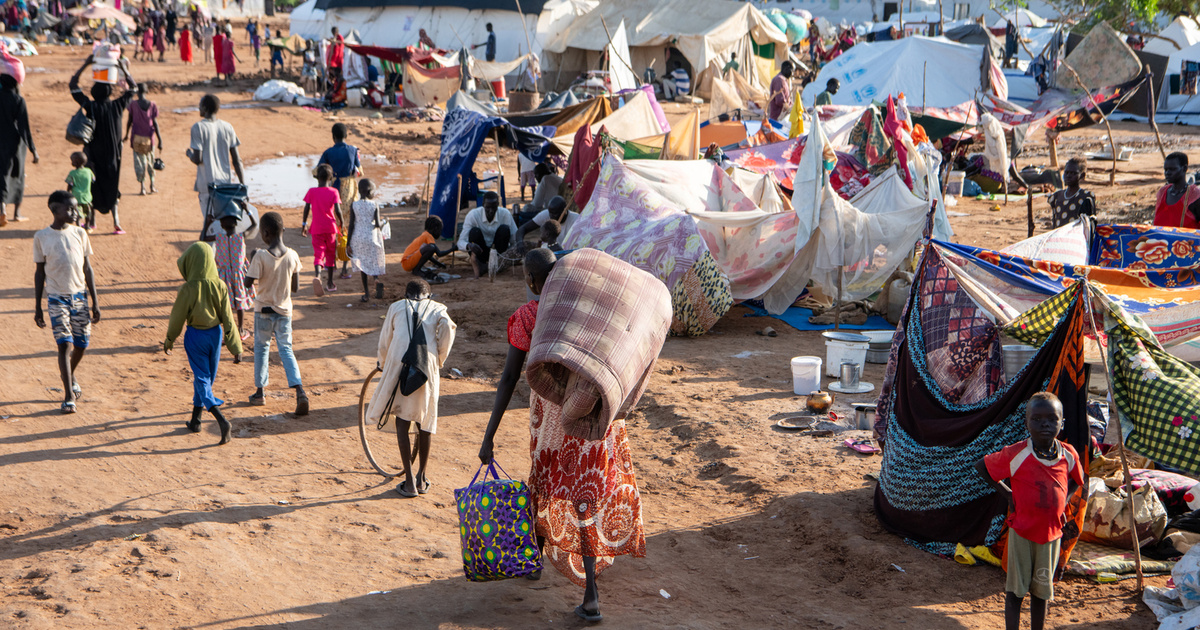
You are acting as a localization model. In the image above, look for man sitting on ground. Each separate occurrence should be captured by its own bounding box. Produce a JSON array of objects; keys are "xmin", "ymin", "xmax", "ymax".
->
[
  {"xmin": 513, "ymin": 163, "xmax": 563, "ymax": 224},
  {"xmin": 458, "ymin": 191, "xmax": 516, "ymax": 279},
  {"xmin": 516, "ymin": 196, "xmax": 575, "ymax": 245}
]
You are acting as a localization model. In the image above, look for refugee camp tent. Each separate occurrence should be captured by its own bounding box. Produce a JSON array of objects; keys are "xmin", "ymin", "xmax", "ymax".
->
[
  {"xmin": 1157, "ymin": 40, "xmax": 1200, "ymax": 120},
  {"xmin": 289, "ymin": 0, "xmax": 548, "ymax": 64},
  {"xmin": 1143, "ymin": 16, "xmax": 1200, "ymax": 57},
  {"xmin": 944, "ymin": 23, "xmax": 1001, "ymax": 49},
  {"xmin": 541, "ymin": 0, "xmax": 789, "ymax": 93},
  {"xmin": 550, "ymin": 88, "xmax": 668, "ymax": 153},
  {"xmin": 990, "ymin": 8, "xmax": 1047, "ymax": 29},
  {"xmin": 801, "ymin": 37, "xmax": 994, "ymax": 108}
]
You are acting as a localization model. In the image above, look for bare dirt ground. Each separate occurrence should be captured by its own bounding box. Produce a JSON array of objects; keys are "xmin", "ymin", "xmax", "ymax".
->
[{"xmin": 0, "ymin": 29, "xmax": 1175, "ymax": 629}]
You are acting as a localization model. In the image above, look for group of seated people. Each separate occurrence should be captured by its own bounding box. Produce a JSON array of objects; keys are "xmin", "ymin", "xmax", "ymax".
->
[{"xmin": 413, "ymin": 162, "xmax": 574, "ymax": 280}]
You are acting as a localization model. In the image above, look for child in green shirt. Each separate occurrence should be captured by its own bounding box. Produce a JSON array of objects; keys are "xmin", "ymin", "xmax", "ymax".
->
[{"xmin": 65, "ymin": 152, "xmax": 95, "ymax": 232}]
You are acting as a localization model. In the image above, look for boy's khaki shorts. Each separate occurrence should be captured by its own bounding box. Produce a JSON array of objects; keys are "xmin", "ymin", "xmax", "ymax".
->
[{"xmin": 1006, "ymin": 529, "xmax": 1060, "ymax": 601}]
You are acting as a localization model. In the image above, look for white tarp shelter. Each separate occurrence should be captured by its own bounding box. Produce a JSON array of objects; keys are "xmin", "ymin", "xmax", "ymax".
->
[
  {"xmin": 1144, "ymin": 16, "xmax": 1200, "ymax": 57},
  {"xmin": 1157, "ymin": 40, "xmax": 1200, "ymax": 120},
  {"xmin": 802, "ymin": 36, "xmax": 986, "ymax": 108},
  {"xmin": 990, "ymin": 8, "xmax": 1047, "ymax": 29},
  {"xmin": 288, "ymin": 0, "xmax": 563, "ymax": 65},
  {"xmin": 605, "ymin": 20, "xmax": 637, "ymax": 93},
  {"xmin": 541, "ymin": 0, "xmax": 788, "ymax": 92}
]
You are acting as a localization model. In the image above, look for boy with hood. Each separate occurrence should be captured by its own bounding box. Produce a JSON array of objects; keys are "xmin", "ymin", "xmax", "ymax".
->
[{"xmin": 164, "ymin": 242, "xmax": 243, "ymax": 445}]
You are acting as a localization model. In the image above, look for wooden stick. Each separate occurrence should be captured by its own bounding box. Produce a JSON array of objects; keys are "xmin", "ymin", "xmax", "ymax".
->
[
  {"xmin": 834, "ymin": 266, "xmax": 843, "ymax": 331},
  {"xmin": 420, "ymin": 161, "xmax": 433, "ymax": 213},
  {"xmin": 513, "ymin": 0, "xmax": 538, "ymax": 91},
  {"xmin": 1060, "ymin": 59, "xmax": 1118, "ymax": 186},
  {"xmin": 1146, "ymin": 64, "xmax": 1168, "ymax": 161},
  {"xmin": 451, "ymin": 173, "xmax": 462, "ymax": 269},
  {"xmin": 1082, "ymin": 286, "xmax": 1143, "ymax": 591},
  {"xmin": 1026, "ymin": 187, "xmax": 1034, "ymax": 237}
]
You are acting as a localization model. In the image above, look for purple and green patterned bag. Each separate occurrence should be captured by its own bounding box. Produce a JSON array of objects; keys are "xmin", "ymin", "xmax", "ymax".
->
[{"xmin": 455, "ymin": 461, "xmax": 542, "ymax": 582}]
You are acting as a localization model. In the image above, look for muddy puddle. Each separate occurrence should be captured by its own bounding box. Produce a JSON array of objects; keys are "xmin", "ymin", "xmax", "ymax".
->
[{"xmin": 244, "ymin": 154, "xmax": 434, "ymax": 207}]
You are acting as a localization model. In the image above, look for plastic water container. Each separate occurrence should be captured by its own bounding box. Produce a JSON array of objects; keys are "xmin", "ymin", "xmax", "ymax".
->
[
  {"xmin": 945, "ymin": 170, "xmax": 966, "ymax": 196},
  {"xmin": 823, "ymin": 332, "xmax": 869, "ymax": 377},
  {"xmin": 791, "ymin": 356, "xmax": 822, "ymax": 396},
  {"xmin": 490, "ymin": 78, "xmax": 506, "ymax": 99},
  {"xmin": 92, "ymin": 42, "xmax": 120, "ymax": 84}
]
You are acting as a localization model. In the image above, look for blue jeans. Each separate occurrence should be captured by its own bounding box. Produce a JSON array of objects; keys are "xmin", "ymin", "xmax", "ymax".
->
[{"xmin": 254, "ymin": 311, "xmax": 302, "ymax": 389}]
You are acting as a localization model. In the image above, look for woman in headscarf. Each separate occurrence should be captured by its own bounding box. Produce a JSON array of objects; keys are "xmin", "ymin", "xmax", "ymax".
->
[
  {"xmin": 164, "ymin": 242, "xmax": 242, "ymax": 445},
  {"xmin": 219, "ymin": 25, "xmax": 240, "ymax": 82},
  {"xmin": 68, "ymin": 54, "xmax": 135, "ymax": 234},
  {"xmin": 0, "ymin": 68, "xmax": 38, "ymax": 227}
]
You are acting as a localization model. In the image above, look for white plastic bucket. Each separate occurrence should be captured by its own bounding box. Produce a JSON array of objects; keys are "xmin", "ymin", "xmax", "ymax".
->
[
  {"xmin": 825, "ymin": 339, "xmax": 868, "ymax": 377},
  {"xmin": 791, "ymin": 356, "xmax": 822, "ymax": 396}
]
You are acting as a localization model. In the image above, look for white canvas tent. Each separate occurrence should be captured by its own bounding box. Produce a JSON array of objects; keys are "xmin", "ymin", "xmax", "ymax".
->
[
  {"xmin": 1157, "ymin": 40, "xmax": 1200, "ymax": 120},
  {"xmin": 541, "ymin": 0, "xmax": 788, "ymax": 92},
  {"xmin": 802, "ymin": 36, "xmax": 987, "ymax": 108},
  {"xmin": 1144, "ymin": 16, "xmax": 1200, "ymax": 57},
  {"xmin": 990, "ymin": 8, "xmax": 1047, "ymax": 29},
  {"xmin": 288, "ymin": 0, "xmax": 559, "ymax": 64}
]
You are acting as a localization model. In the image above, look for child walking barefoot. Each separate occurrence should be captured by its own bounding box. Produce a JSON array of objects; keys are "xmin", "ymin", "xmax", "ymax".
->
[
  {"xmin": 347, "ymin": 178, "xmax": 386, "ymax": 302},
  {"xmin": 164, "ymin": 242, "xmax": 243, "ymax": 445},
  {"xmin": 301, "ymin": 164, "xmax": 342, "ymax": 296},
  {"xmin": 367, "ymin": 279, "xmax": 456, "ymax": 497}
]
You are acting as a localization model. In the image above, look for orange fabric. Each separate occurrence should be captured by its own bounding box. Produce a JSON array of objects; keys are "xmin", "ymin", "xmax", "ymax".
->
[
  {"xmin": 401, "ymin": 232, "xmax": 435, "ymax": 271},
  {"xmin": 911, "ymin": 124, "xmax": 929, "ymax": 145},
  {"xmin": 699, "ymin": 121, "xmax": 748, "ymax": 149}
]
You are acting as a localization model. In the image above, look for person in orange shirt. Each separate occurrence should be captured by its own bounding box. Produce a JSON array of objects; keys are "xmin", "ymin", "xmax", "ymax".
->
[
  {"xmin": 1154, "ymin": 152, "xmax": 1200, "ymax": 229},
  {"xmin": 401, "ymin": 216, "xmax": 456, "ymax": 283}
]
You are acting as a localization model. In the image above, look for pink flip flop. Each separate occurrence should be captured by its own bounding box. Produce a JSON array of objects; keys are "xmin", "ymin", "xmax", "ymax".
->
[
  {"xmin": 844, "ymin": 438, "xmax": 881, "ymax": 454},
  {"xmin": 113, "ymin": 229, "xmax": 126, "ymax": 235}
]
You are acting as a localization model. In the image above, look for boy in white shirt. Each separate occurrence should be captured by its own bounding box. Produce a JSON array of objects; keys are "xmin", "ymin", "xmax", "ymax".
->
[
  {"xmin": 244, "ymin": 212, "xmax": 309, "ymax": 415},
  {"xmin": 33, "ymin": 191, "xmax": 101, "ymax": 414}
]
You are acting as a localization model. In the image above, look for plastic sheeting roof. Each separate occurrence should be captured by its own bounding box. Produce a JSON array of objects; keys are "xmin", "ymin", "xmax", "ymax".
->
[{"xmin": 802, "ymin": 37, "xmax": 985, "ymax": 109}]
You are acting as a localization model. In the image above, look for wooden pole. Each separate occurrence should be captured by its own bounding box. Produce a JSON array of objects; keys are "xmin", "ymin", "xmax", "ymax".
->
[
  {"xmin": 1060, "ymin": 59, "xmax": 1118, "ymax": 186},
  {"xmin": 492, "ymin": 128, "xmax": 505, "ymax": 204},
  {"xmin": 937, "ymin": 0, "xmax": 945, "ymax": 35},
  {"xmin": 451, "ymin": 173, "xmax": 462, "ymax": 270},
  {"xmin": 1146, "ymin": 64, "xmax": 1168, "ymax": 161},
  {"xmin": 1026, "ymin": 187, "xmax": 1034, "ymax": 237},
  {"xmin": 420, "ymin": 162, "xmax": 433, "ymax": 214},
  {"xmin": 1048, "ymin": 132, "xmax": 1059, "ymax": 168},
  {"xmin": 1082, "ymin": 287, "xmax": 1144, "ymax": 592},
  {"xmin": 834, "ymin": 266, "xmax": 843, "ymax": 331}
]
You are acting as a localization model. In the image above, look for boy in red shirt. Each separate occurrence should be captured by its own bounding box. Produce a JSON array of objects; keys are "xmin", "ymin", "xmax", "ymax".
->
[{"xmin": 975, "ymin": 392, "xmax": 1084, "ymax": 630}]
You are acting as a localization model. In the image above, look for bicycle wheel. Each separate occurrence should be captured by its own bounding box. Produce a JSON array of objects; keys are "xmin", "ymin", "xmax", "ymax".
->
[{"xmin": 357, "ymin": 367, "xmax": 404, "ymax": 478}]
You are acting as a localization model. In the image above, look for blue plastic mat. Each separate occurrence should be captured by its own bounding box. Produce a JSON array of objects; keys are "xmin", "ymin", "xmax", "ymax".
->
[{"xmin": 743, "ymin": 304, "xmax": 894, "ymax": 332}]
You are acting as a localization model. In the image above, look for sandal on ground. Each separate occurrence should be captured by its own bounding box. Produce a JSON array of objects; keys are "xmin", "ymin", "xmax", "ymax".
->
[
  {"xmin": 574, "ymin": 605, "xmax": 602, "ymax": 623},
  {"xmin": 240, "ymin": 329, "xmax": 252, "ymax": 341},
  {"xmin": 395, "ymin": 482, "xmax": 418, "ymax": 498},
  {"xmin": 418, "ymin": 479, "xmax": 431, "ymax": 495},
  {"xmin": 327, "ymin": 285, "xmax": 338, "ymax": 293},
  {"xmin": 72, "ymin": 381, "xmax": 82, "ymax": 398},
  {"xmin": 339, "ymin": 271, "xmax": 353, "ymax": 280},
  {"xmin": 61, "ymin": 401, "xmax": 77, "ymax": 415},
  {"xmin": 248, "ymin": 393, "xmax": 266, "ymax": 406},
  {"xmin": 113, "ymin": 229, "xmax": 126, "ymax": 235},
  {"xmin": 312, "ymin": 277, "xmax": 324, "ymax": 297}
]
